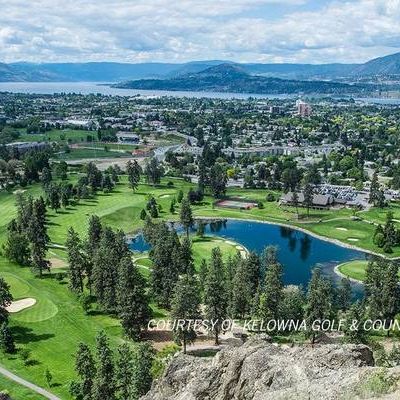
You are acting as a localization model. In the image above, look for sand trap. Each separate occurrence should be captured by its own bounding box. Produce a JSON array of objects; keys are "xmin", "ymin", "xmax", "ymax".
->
[
  {"xmin": 336, "ymin": 227, "xmax": 348, "ymax": 231},
  {"xmin": 49, "ymin": 258, "xmax": 67, "ymax": 269},
  {"xmin": 225, "ymin": 240, "xmax": 236, "ymax": 246},
  {"xmin": 159, "ymin": 194, "xmax": 171, "ymax": 198},
  {"xmin": 13, "ymin": 189, "xmax": 26, "ymax": 195},
  {"xmin": 347, "ymin": 238, "xmax": 359, "ymax": 242},
  {"xmin": 6, "ymin": 298, "xmax": 36, "ymax": 313}
]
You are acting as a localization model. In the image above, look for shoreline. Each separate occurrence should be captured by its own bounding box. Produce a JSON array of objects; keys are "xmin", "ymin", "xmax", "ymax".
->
[
  {"xmin": 334, "ymin": 263, "xmax": 364, "ymax": 284},
  {"xmin": 195, "ymin": 215, "xmax": 400, "ymax": 260}
]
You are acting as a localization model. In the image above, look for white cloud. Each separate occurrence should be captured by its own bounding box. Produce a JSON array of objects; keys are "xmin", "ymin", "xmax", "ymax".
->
[{"xmin": 0, "ymin": 0, "xmax": 399, "ymax": 63}]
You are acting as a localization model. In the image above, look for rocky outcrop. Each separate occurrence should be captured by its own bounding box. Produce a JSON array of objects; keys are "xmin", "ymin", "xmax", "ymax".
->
[{"xmin": 142, "ymin": 337, "xmax": 400, "ymax": 400}]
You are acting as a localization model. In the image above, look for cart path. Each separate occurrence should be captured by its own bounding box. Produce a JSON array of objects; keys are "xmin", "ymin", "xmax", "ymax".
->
[{"xmin": 0, "ymin": 365, "xmax": 61, "ymax": 400}]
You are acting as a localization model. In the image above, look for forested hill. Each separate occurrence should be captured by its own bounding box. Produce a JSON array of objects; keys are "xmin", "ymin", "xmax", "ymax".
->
[{"xmin": 115, "ymin": 64, "xmax": 375, "ymax": 95}]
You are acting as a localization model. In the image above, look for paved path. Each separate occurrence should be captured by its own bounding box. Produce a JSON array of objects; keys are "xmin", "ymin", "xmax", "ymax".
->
[{"xmin": 0, "ymin": 366, "xmax": 61, "ymax": 400}]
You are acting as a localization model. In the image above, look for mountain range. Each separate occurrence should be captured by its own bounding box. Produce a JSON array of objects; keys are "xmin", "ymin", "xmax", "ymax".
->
[{"xmin": 1, "ymin": 52, "xmax": 400, "ymax": 83}]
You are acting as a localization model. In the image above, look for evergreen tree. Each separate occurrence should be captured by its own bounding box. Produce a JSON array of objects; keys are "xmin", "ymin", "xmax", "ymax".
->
[
  {"xmin": 93, "ymin": 331, "xmax": 115, "ymax": 400},
  {"xmin": 178, "ymin": 237, "xmax": 195, "ymax": 275},
  {"xmin": 144, "ymin": 157, "xmax": 164, "ymax": 186},
  {"xmin": 259, "ymin": 255, "xmax": 283, "ymax": 322},
  {"xmin": 209, "ymin": 163, "xmax": 227, "ymax": 198},
  {"xmin": 117, "ymin": 257, "xmax": 150, "ymax": 340},
  {"xmin": 3, "ymin": 229, "xmax": 31, "ymax": 266},
  {"xmin": 0, "ymin": 322, "xmax": 15, "ymax": 353},
  {"xmin": 0, "ymin": 277, "xmax": 12, "ymax": 325},
  {"xmin": 179, "ymin": 198, "xmax": 194, "ymax": 237},
  {"xmin": 66, "ymin": 227, "xmax": 85, "ymax": 294},
  {"xmin": 336, "ymin": 277, "xmax": 352, "ymax": 311},
  {"xmin": 73, "ymin": 342, "xmax": 96, "ymax": 400},
  {"xmin": 131, "ymin": 343, "xmax": 153, "ymax": 398},
  {"xmin": 279, "ymin": 285, "xmax": 304, "ymax": 326},
  {"xmin": 171, "ymin": 274, "xmax": 201, "ymax": 353},
  {"xmin": 139, "ymin": 209, "xmax": 147, "ymax": 220},
  {"xmin": 198, "ymin": 258, "xmax": 208, "ymax": 293},
  {"xmin": 305, "ymin": 268, "xmax": 335, "ymax": 343},
  {"xmin": 126, "ymin": 160, "xmax": 142, "ymax": 191},
  {"xmin": 365, "ymin": 258, "xmax": 399, "ymax": 334},
  {"xmin": 41, "ymin": 166, "xmax": 52, "ymax": 187},
  {"xmin": 343, "ymin": 301, "xmax": 367, "ymax": 344},
  {"xmin": 177, "ymin": 190, "xmax": 184, "ymax": 203},
  {"xmin": 229, "ymin": 258, "xmax": 253, "ymax": 319},
  {"xmin": 115, "ymin": 343, "xmax": 135, "ymax": 400},
  {"xmin": 369, "ymin": 171, "xmax": 380, "ymax": 205},
  {"xmin": 203, "ymin": 248, "xmax": 228, "ymax": 345},
  {"xmin": 303, "ymin": 183, "xmax": 314, "ymax": 217}
]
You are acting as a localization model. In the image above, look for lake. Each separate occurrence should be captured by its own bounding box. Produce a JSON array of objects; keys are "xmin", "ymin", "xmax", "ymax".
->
[
  {"xmin": 128, "ymin": 219, "xmax": 367, "ymax": 295},
  {"xmin": 1, "ymin": 82, "xmax": 399, "ymax": 104}
]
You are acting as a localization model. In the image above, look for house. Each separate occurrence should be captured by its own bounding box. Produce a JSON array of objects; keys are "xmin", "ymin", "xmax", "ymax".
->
[{"xmin": 280, "ymin": 191, "xmax": 334, "ymax": 210}]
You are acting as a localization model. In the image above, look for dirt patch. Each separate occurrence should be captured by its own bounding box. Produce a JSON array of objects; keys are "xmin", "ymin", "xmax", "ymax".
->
[{"xmin": 6, "ymin": 298, "xmax": 36, "ymax": 313}]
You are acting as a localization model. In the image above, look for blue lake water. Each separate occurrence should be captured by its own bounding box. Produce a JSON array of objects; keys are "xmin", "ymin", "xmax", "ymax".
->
[
  {"xmin": 128, "ymin": 219, "xmax": 367, "ymax": 295},
  {"xmin": 1, "ymin": 82, "xmax": 399, "ymax": 104}
]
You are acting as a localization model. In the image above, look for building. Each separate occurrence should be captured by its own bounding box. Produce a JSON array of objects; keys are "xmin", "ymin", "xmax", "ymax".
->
[
  {"xmin": 116, "ymin": 132, "xmax": 140, "ymax": 144},
  {"xmin": 297, "ymin": 101, "xmax": 312, "ymax": 117},
  {"xmin": 6, "ymin": 141, "xmax": 50, "ymax": 155},
  {"xmin": 280, "ymin": 191, "xmax": 334, "ymax": 210}
]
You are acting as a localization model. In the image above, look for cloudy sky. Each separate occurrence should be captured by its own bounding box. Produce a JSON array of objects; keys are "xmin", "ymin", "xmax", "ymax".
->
[{"xmin": 1, "ymin": 0, "xmax": 400, "ymax": 64}]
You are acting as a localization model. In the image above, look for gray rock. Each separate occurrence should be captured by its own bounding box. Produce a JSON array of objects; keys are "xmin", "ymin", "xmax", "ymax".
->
[{"xmin": 141, "ymin": 338, "xmax": 400, "ymax": 400}]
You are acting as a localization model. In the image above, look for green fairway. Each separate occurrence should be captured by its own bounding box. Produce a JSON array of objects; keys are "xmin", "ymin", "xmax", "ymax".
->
[
  {"xmin": 337, "ymin": 260, "xmax": 369, "ymax": 282},
  {"xmin": 1, "ymin": 174, "xmax": 400, "ymax": 399},
  {"xmin": 0, "ymin": 375, "xmax": 45, "ymax": 400},
  {"xmin": 54, "ymin": 147, "xmax": 131, "ymax": 160}
]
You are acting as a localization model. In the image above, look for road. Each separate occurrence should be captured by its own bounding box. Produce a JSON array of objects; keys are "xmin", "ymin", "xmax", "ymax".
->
[{"xmin": 0, "ymin": 366, "xmax": 61, "ymax": 400}]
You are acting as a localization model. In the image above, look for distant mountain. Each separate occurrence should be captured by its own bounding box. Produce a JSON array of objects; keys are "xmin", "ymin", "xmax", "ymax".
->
[
  {"xmin": 351, "ymin": 52, "xmax": 400, "ymax": 77},
  {"xmin": 1, "ymin": 52, "xmax": 400, "ymax": 83},
  {"xmin": 115, "ymin": 63, "xmax": 374, "ymax": 95}
]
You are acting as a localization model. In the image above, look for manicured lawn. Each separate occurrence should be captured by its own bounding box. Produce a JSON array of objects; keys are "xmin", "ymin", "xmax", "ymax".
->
[
  {"xmin": 17, "ymin": 129, "xmax": 94, "ymax": 144},
  {"xmin": 337, "ymin": 260, "xmax": 369, "ymax": 282},
  {"xmin": 2, "ymin": 174, "xmax": 400, "ymax": 399},
  {"xmin": 0, "ymin": 375, "xmax": 45, "ymax": 399}
]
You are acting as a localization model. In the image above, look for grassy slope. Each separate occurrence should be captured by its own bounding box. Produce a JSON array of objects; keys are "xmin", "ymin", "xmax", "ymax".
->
[
  {"xmin": 0, "ymin": 175, "xmax": 399, "ymax": 399},
  {"xmin": 0, "ymin": 375, "xmax": 45, "ymax": 400}
]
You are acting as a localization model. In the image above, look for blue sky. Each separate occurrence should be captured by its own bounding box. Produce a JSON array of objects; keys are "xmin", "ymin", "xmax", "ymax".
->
[{"xmin": 1, "ymin": 0, "xmax": 400, "ymax": 64}]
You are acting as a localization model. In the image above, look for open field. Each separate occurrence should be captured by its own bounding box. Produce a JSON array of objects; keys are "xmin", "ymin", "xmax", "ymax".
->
[{"xmin": 1, "ymin": 175, "xmax": 400, "ymax": 398}]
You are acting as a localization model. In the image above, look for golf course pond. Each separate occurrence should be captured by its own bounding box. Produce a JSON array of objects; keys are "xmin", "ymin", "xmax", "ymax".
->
[{"xmin": 128, "ymin": 219, "xmax": 368, "ymax": 296}]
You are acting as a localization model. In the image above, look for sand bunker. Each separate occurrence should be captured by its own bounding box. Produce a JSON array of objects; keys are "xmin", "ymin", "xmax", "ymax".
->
[
  {"xmin": 49, "ymin": 258, "xmax": 67, "ymax": 269},
  {"xmin": 336, "ymin": 227, "xmax": 348, "ymax": 231},
  {"xmin": 6, "ymin": 298, "xmax": 36, "ymax": 313},
  {"xmin": 347, "ymin": 238, "xmax": 359, "ymax": 242},
  {"xmin": 159, "ymin": 194, "xmax": 171, "ymax": 198}
]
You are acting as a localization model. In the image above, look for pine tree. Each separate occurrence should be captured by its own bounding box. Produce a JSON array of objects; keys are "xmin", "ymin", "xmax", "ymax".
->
[
  {"xmin": 336, "ymin": 277, "xmax": 352, "ymax": 311},
  {"xmin": 369, "ymin": 171, "xmax": 380, "ymax": 205},
  {"xmin": 41, "ymin": 166, "xmax": 52, "ymax": 187},
  {"xmin": 126, "ymin": 160, "xmax": 142, "ymax": 191},
  {"xmin": 3, "ymin": 229, "xmax": 31, "ymax": 266},
  {"xmin": 115, "ymin": 343, "xmax": 135, "ymax": 400},
  {"xmin": 343, "ymin": 301, "xmax": 367, "ymax": 344},
  {"xmin": 66, "ymin": 227, "xmax": 85, "ymax": 294},
  {"xmin": 198, "ymin": 258, "xmax": 208, "ymax": 293},
  {"xmin": 365, "ymin": 258, "xmax": 399, "ymax": 335},
  {"xmin": 178, "ymin": 237, "xmax": 195, "ymax": 275},
  {"xmin": 229, "ymin": 259, "xmax": 253, "ymax": 319},
  {"xmin": 279, "ymin": 286, "xmax": 304, "ymax": 327},
  {"xmin": 131, "ymin": 343, "xmax": 153, "ymax": 398},
  {"xmin": 93, "ymin": 331, "xmax": 115, "ymax": 400},
  {"xmin": 140, "ymin": 209, "xmax": 147, "ymax": 220},
  {"xmin": 305, "ymin": 268, "xmax": 335, "ymax": 343},
  {"xmin": 0, "ymin": 322, "xmax": 15, "ymax": 353},
  {"xmin": 171, "ymin": 274, "xmax": 201, "ymax": 353},
  {"xmin": 0, "ymin": 278, "xmax": 12, "ymax": 325},
  {"xmin": 117, "ymin": 257, "xmax": 150, "ymax": 340},
  {"xmin": 73, "ymin": 342, "xmax": 96, "ymax": 400},
  {"xmin": 203, "ymin": 248, "xmax": 228, "ymax": 345},
  {"xmin": 179, "ymin": 198, "xmax": 193, "ymax": 238},
  {"xmin": 259, "ymin": 256, "xmax": 283, "ymax": 322},
  {"xmin": 144, "ymin": 157, "xmax": 163, "ymax": 186},
  {"xmin": 303, "ymin": 183, "xmax": 314, "ymax": 217}
]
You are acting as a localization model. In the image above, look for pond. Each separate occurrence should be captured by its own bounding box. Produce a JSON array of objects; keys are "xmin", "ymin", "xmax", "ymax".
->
[{"xmin": 128, "ymin": 219, "xmax": 368, "ymax": 295}]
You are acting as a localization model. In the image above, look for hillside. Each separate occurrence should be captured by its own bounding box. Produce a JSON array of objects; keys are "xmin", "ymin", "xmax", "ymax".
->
[
  {"xmin": 115, "ymin": 63, "xmax": 373, "ymax": 95},
  {"xmin": 352, "ymin": 52, "xmax": 400, "ymax": 77}
]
